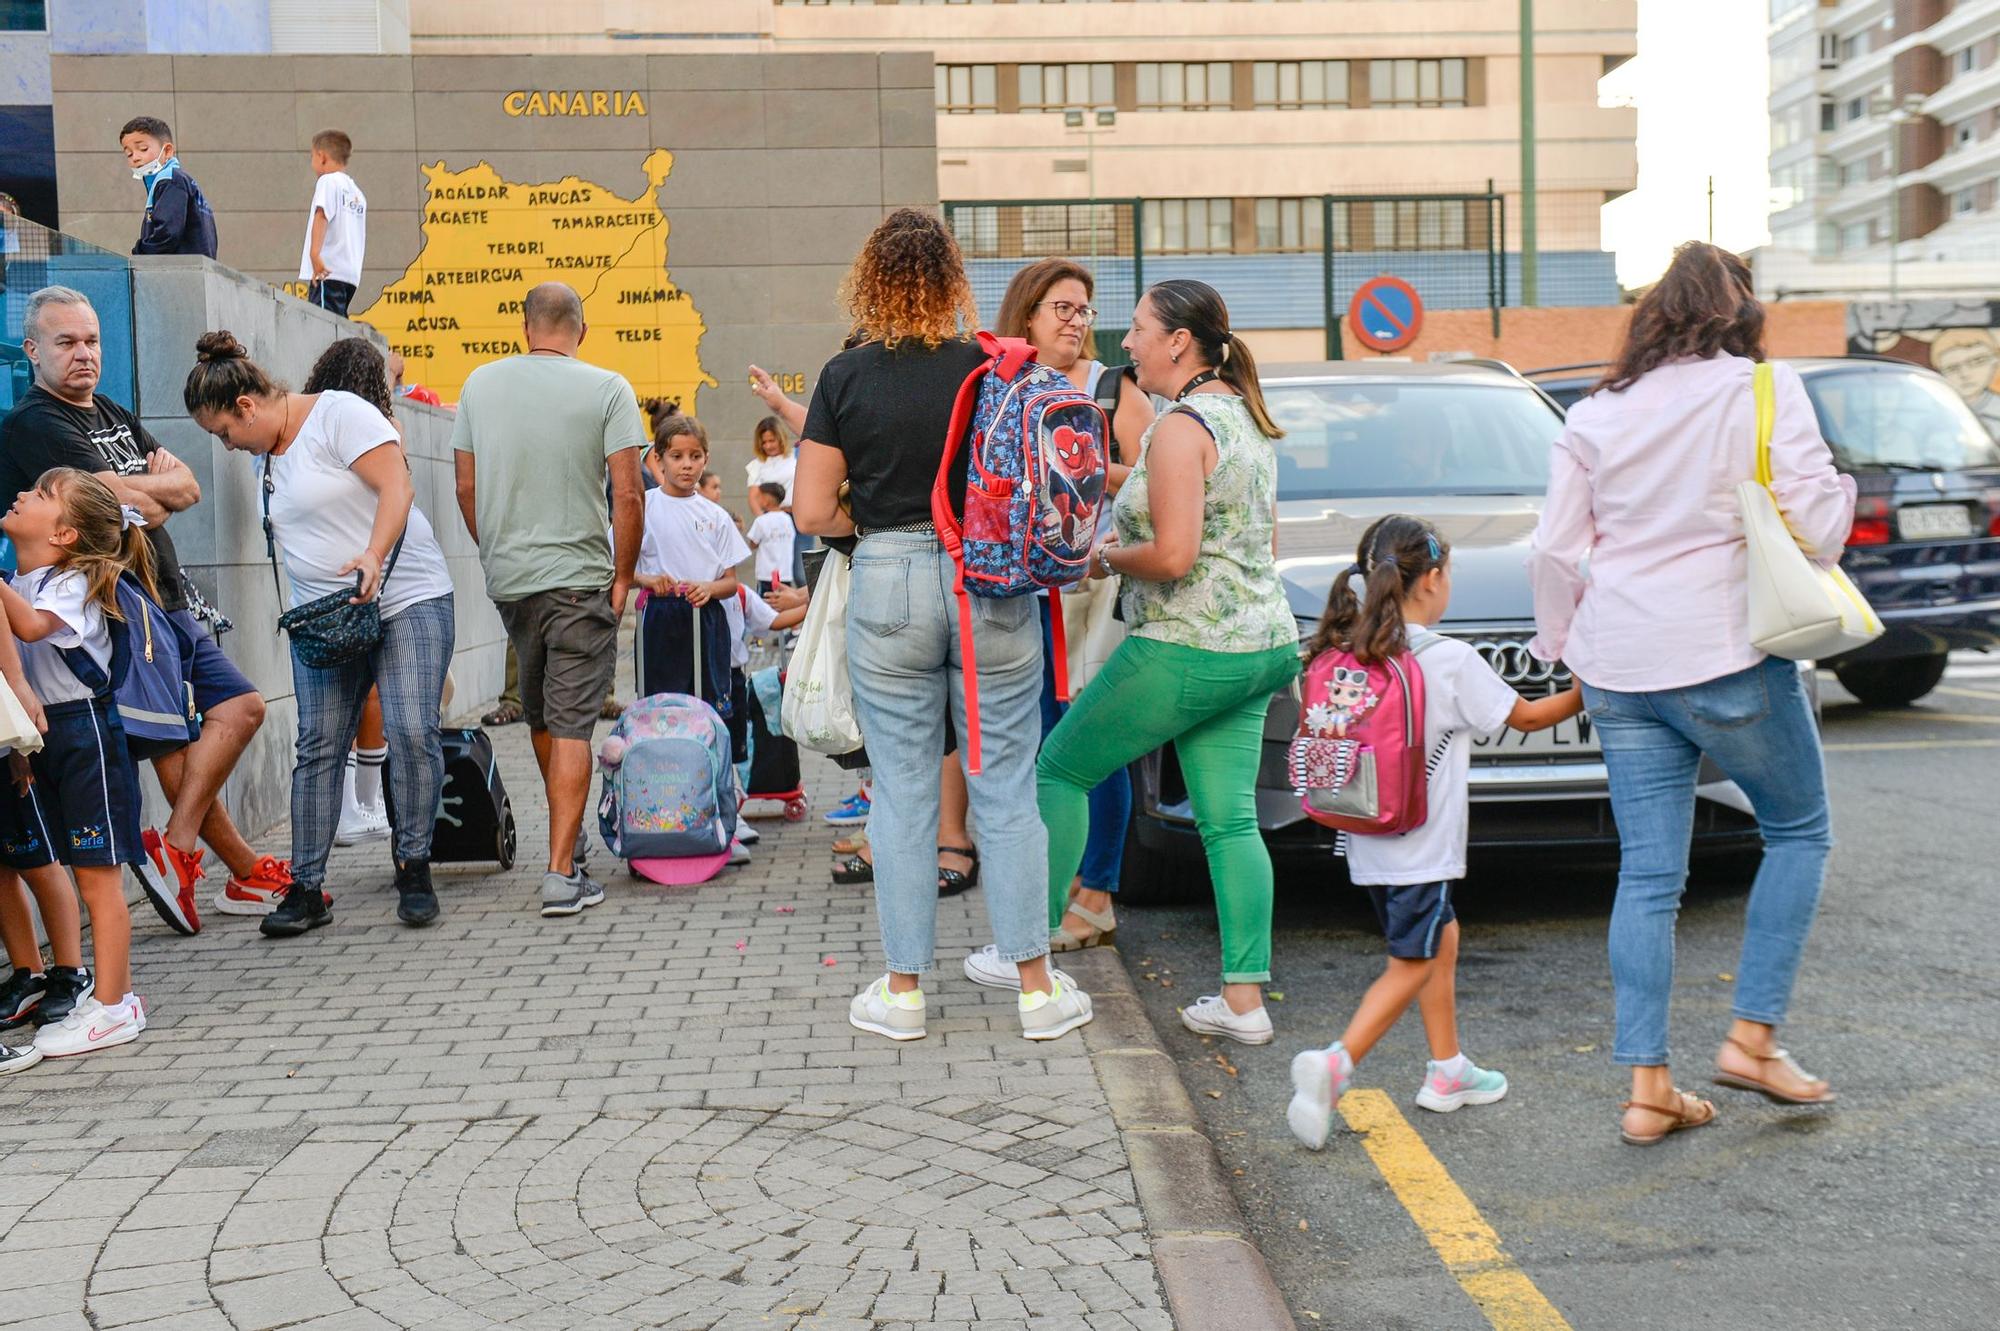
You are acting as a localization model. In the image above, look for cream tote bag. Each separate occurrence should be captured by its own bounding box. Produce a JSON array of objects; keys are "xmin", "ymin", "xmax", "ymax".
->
[
  {"xmin": 781, "ymin": 548, "xmax": 865, "ymax": 756},
  {"xmin": 0, "ymin": 680, "xmax": 42, "ymax": 755},
  {"xmin": 1059, "ymin": 576, "xmax": 1126, "ymax": 696},
  {"xmin": 1737, "ymin": 362, "xmax": 1883, "ymax": 661}
]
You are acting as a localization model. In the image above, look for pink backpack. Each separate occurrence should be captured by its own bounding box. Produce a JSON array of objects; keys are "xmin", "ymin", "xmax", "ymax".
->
[{"xmin": 1288, "ymin": 630, "xmax": 1445, "ymax": 837}]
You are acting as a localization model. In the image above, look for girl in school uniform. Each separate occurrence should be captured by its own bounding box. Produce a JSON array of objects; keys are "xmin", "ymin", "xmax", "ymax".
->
[
  {"xmin": 635, "ymin": 414, "xmax": 749, "ymax": 731},
  {"xmin": 0, "ymin": 468, "xmax": 153, "ymax": 1058}
]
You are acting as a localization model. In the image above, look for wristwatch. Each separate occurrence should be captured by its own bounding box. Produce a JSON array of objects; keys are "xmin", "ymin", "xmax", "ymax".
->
[{"xmin": 1097, "ymin": 545, "xmax": 1117, "ymax": 578}]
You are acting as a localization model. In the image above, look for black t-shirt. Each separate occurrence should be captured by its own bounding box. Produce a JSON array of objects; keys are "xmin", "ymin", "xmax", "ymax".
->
[
  {"xmin": 801, "ymin": 338, "xmax": 987, "ymax": 530},
  {"xmin": 0, "ymin": 387, "xmax": 189, "ymax": 610}
]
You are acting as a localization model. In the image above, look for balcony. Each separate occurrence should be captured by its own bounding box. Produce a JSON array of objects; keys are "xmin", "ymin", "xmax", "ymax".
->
[
  {"xmin": 1912, "ymin": 126, "xmax": 2000, "ymax": 194},
  {"xmin": 1923, "ymin": 56, "xmax": 2000, "ymax": 127}
]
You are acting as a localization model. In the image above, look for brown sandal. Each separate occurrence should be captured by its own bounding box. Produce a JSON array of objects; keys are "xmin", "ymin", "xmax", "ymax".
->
[
  {"xmin": 1619, "ymin": 1089, "xmax": 1717, "ymax": 1146},
  {"xmin": 1713, "ymin": 1037, "xmax": 1836, "ymax": 1105}
]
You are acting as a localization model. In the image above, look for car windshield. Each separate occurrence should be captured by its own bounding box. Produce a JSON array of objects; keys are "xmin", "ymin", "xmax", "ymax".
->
[
  {"xmin": 1263, "ymin": 381, "xmax": 1561, "ymax": 498},
  {"xmin": 1802, "ymin": 368, "xmax": 2000, "ymax": 471}
]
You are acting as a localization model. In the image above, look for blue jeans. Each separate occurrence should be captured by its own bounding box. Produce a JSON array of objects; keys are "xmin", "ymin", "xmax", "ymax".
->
[
  {"xmin": 290, "ymin": 595, "xmax": 455, "ymax": 892},
  {"xmin": 844, "ymin": 533, "xmax": 1047, "ymax": 975},
  {"xmin": 1037, "ymin": 597, "xmax": 1131, "ymax": 893},
  {"xmin": 1585, "ymin": 656, "xmax": 1834, "ymax": 1066}
]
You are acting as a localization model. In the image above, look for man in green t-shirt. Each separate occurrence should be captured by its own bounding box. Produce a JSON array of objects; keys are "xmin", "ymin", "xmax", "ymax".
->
[{"xmin": 452, "ymin": 282, "xmax": 645, "ymax": 919}]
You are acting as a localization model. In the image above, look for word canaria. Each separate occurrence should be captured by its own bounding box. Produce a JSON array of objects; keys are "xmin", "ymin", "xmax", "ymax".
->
[{"xmin": 503, "ymin": 90, "xmax": 648, "ymax": 118}]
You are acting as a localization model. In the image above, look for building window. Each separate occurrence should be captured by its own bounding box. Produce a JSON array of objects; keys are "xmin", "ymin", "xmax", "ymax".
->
[
  {"xmin": 1844, "ymin": 94, "xmax": 1867, "ymax": 123},
  {"xmin": 936, "ymin": 64, "xmax": 998, "ymax": 114},
  {"xmin": 1838, "ymin": 31, "xmax": 1869, "ymax": 62},
  {"xmin": 1145, "ymin": 198, "xmax": 1233, "ymax": 253},
  {"xmin": 1953, "ymin": 120, "xmax": 1978, "ymax": 152},
  {"xmin": 1019, "ymin": 203, "xmax": 1120, "ymax": 256},
  {"xmin": 1252, "ymin": 61, "xmax": 1349, "ymax": 110},
  {"xmin": 1135, "ymin": 62, "xmax": 1233, "ymax": 111},
  {"xmin": 1954, "ymin": 186, "xmax": 1981, "ymax": 216},
  {"xmin": 0, "ymin": 0, "xmax": 44, "ymax": 28},
  {"xmin": 1253, "ymin": 197, "xmax": 1325, "ymax": 251},
  {"xmin": 1958, "ymin": 47, "xmax": 1978, "ymax": 75},
  {"xmin": 1840, "ymin": 219, "xmax": 1874, "ymax": 252},
  {"xmin": 951, "ymin": 207, "xmax": 999, "ymax": 258},
  {"xmin": 1369, "ymin": 199, "xmax": 1470, "ymax": 250},
  {"xmin": 1367, "ymin": 59, "xmax": 1468, "ymax": 110},
  {"xmin": 1018, "ymin": 63, "xmax": 1115, "ymax": 112},
  {"xmin": 1819, "ymin": 96, "xmax": 1837, "ymax": 132}
]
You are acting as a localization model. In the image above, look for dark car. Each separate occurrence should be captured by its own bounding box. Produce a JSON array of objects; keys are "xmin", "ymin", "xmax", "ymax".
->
[
  {"xmin": 1526, "ymin": 357, "xmax": 2000, "ymax": 706},
  {"xmin": 1120, "ymin": 360, "xmax": 1768, "ymax": 901}
]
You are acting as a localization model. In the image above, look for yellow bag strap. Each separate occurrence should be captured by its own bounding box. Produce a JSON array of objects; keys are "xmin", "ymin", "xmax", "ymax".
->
[{"xmin": 1753, "ymin": 361, "xmax": 1776, "ymax": 490}]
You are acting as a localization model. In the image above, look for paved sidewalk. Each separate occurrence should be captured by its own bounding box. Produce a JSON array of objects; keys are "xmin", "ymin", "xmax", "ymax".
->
[{"xmin": 0, "ymin": 716, "xmax": 1177, "ymax": 1331}]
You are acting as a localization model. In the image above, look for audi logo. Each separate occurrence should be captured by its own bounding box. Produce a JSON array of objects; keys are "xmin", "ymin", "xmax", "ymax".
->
[{"xmin": 1468, "ymin": 639, "xmax": 1570, "ymax": 686}]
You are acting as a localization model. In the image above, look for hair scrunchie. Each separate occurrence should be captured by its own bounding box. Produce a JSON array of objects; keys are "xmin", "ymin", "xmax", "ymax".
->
[{"xmin": 119, "ymin": 504, "xmax": 149, "ymax": 531}]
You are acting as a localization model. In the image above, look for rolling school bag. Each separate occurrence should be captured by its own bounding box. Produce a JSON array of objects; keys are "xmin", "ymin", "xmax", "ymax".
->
[
  {"xmin": 383, "ymin": 725, "xmax": 518, "ymax": 868},
  {"xmin": 931, "ymin": 331, "xmax": 1109, "ymax": 773},
  {"xmin": 1287, "ymin": 629, "xmax": 1448, "ymax": 839},
  {"xmin": 742, "ymin": 665, "xmax": 806, "ymax": 820},
  {"xmin": 596, "ymin": 692, "xmax": 738, "ymax": 884},
  {"xmin": 52, "ymin": 569, "xmax": 201, "ymax": 761}
]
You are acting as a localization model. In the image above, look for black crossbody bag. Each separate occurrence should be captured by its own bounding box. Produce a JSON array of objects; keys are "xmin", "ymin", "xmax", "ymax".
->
[{"xmin": 263, "ymin": 455, "xmax": 404, "ymax": 669}]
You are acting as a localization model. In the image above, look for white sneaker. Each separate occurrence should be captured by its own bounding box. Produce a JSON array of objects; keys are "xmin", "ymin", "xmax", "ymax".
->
[
  {"xmin": 1179, "ymin": 994, "xmax": 1274, "ymax": 1046},
  {"xmin": 735, "ymin": 822, "xmax": 761, "ymax": 845},
  {"xmin": 1288, "ymin": 1043, "xmax": 1354, "ymax": 1151},
  {"xmin": 335, "ymin": 804, "xmax": 391, "ymax": 846},
  {"xmin": 1019, "ymin": 979, "xmax": 1093, "ymax": 1041},
  {"xmin": 962, "ymin": 945, "xmax": 1077, "ymax": 993},
  {"xmin": 849, "ymin": 976, "xmax": 926, "ymax": 1041},
  {"xmin": 34, "ymin": 997, "xmax": 141, "ymax": 1058},
  {"xmin": 727, "ymin": 840, "xmax": 751, "ymax": 866},
  {"xmin": 1415, "ymin": 1058, "xmax": 1509, "ymax": 1113}
]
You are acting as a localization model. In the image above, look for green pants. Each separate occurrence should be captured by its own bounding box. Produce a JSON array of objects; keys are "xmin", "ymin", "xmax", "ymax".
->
[{"xmin": 1038, "ymin": 636, "xmax": 1300, "ymax": 984}]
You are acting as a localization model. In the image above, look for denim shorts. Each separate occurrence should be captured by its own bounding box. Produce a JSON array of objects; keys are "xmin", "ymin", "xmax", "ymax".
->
[
  {"xmin": 1367, "ymin": 881, "xmax": 1456, "ymax": 960},
  {"xmin": 168, "ymin": 608, "xmax": 257, "ymax": 714}
]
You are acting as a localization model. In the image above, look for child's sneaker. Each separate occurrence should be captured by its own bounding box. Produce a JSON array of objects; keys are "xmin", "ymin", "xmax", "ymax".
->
[
  {"xmin": 1019, "ymin": 979, "xmax": 1093, "ymax": 1041},
  {"xmin": 215, "ymin": 856, "xmax": 293, "ymax": 916},
  {"xmin": 848, "ymin": 976, "xmax": 925, "ymax": 1041},
  {"xmin": 0, "ymin": 969, "xmax": 45, "ymax": 1027},
  {"xmin": 1288, "ymin": 1042, "xmax": 1354, "ymax": 1151},
  {"xmin": 1415, "ymin": 1057, "xmax": 1508, "ymax": 1113},
  {"xmin": 823, "ymin": 792, "xmax": 870, "ymax": 826},
  {"xmin": 35, "ymin": 966, "xmax": 91, "ymax": 1026},
  {"xmin": 1179, "ymin": 994, "xmax": 1274, "ymax": 1046},
  {"xmin": 0, "ymin": 1041, "xmax": 41, "ymax": 1075},
  {"xmin": 33, "ymin": 996, "xmax": 141, "ymax": 1058}
]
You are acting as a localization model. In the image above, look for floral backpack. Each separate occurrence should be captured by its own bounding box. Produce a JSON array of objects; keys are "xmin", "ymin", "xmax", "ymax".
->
[
  {"xmin": 1288, "ymin": 629, "xmax": 1447, "ymax": 840},
  {"xmin": 596, "ymin": 693, "xmax": 737, "ymax": 861}
]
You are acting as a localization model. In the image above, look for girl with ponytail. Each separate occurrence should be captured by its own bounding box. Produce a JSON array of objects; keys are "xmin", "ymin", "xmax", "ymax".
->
[
  {"xmin": 0, "ymin": 467, "xmax": 156, "ymax": 1056},
  {"xmin": 1037, "ymin": 279, "xmax": 1301, "ymax": 1046}
]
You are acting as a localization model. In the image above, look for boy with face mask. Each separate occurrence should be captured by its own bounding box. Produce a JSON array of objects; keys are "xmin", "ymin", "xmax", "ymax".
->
[{"xmin": 118, "ymin": 117, "xmax": 218, "ymax": 259}]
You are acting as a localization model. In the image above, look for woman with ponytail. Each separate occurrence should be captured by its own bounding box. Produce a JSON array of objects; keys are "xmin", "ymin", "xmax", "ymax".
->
[{"xmin": 1037, "ymin": 279, "xmax": 1300, "ymax": 1045}]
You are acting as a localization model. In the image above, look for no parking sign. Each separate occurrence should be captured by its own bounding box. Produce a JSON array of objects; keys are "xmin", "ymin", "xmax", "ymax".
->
[{"xmin": 1348, "ymin": 276, "xmax": 1424, "ymax": 354}]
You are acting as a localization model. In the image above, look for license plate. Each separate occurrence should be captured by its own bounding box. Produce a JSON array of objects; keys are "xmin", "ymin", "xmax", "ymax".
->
[
  {"xmin": 1471, "ymin": 714, "xmax": 1599, "ymax": 757},
  {"xmin": 1898, "ymin": 503, "xmax": 1974, "ymax": 540}
]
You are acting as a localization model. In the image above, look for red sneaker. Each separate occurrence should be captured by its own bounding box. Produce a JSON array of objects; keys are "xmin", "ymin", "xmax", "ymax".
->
[
  {"xmin": 136, "ymin": 829, "xmax": 202, "ymax": 936},
  {"xmin": 215, "ymin": 856, "xmax": 294, "ymax": 917}
]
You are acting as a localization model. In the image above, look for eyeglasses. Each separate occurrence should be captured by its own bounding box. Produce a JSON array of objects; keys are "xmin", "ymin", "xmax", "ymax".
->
[{"xmin": 1034, "ymin": 300, "xmax": 1098, "ymax": 326}]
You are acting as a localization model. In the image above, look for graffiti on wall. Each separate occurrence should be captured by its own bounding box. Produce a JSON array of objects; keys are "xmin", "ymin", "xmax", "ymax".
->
[{"xmin": 1848, "ymin": 300, "xmax": 2000, "ymax": 437}]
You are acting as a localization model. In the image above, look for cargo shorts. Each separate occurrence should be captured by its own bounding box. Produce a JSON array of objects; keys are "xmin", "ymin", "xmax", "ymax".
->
[{"xmin": 494, "ymin": 586, "xmax": 619, "ymax": 741}]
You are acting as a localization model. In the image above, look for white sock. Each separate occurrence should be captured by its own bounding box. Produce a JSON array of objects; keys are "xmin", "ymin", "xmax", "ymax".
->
[
  {"xmin": 340, "ymin": 754, "xmax": 363, "ymax": 817},
  {"xmin": 354, "ymin": 745, "xmax": 387, "ymax": 811},
  {"xmin": 1432, "ymin": 1052, "xmax": 1471, "ymax": 1078}
]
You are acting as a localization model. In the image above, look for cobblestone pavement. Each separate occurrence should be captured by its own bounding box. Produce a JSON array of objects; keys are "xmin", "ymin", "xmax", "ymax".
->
[{"xmin": 0, "ymin": 715, "xmax": 1174, "ymax": 1331}]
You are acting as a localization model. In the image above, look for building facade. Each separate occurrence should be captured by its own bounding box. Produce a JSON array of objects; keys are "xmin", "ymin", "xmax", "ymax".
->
[{"xmin": 1764, "ymin": 0, "xmax": 2000, "ymax": 300}]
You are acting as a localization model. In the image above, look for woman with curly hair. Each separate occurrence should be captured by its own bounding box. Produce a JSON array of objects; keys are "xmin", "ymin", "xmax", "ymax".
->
[{"xmin": 792, "ymin": 208, "xmax": 1091, "ymax": 1044}]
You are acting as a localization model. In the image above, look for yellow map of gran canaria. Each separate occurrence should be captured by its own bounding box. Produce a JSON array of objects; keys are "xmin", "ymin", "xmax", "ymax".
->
[{"xmin": 357, "ymin": 149, "xmax": 712, "ymax": 407}]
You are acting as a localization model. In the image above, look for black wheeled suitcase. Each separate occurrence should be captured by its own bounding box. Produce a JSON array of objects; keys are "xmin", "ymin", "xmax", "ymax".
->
[{"xmin": 385, "ymin": 726, "xmax": 518, "ymax": 869}]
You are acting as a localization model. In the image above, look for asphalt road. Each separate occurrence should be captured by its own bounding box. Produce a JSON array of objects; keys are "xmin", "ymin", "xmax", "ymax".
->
[{"xmin": 1115, "ymin": 656, "xmax": 2000, "ymax": 1331}]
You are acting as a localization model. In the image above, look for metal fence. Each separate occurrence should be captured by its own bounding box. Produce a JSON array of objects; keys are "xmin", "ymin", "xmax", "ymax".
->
[{"xmin": 945, "ymin": 189, "xmax": 1619, "ymax": 361}]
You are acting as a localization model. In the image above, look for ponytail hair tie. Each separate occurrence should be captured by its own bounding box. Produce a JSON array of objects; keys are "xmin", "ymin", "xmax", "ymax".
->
[
  {"xmin": 1219, "ymin": 339, "xmax": 1232, "ymax": 365},
  {"xmin": 119, "ymin": 504, "xmax": 148, "ymax": 531}
]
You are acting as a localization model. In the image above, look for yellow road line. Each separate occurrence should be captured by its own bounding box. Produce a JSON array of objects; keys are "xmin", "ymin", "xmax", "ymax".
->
[
  {"xmin": 1826, "ymin": 737, "xmax": 2000, "ymax": 752},
  {"xmin": 1934, "ymin": 684, "xmax": 2000, "ymax": 702},
  {"xmin": 1339, "ymin": 1089, "xmax": 1573, "ymax": 1331}
]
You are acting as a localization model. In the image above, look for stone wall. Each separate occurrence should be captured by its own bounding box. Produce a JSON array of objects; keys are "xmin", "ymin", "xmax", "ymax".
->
[{"xmin": 130, "ymin": 256, "xmax": 504, "ymax": 840}]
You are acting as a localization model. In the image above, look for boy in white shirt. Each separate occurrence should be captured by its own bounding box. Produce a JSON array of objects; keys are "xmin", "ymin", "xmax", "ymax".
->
[
  {"xmin": 745, "ymin": 482, "xmax": 797, "ymax": 588},
  {"xmin": 300, "ymin": 130, "xmax": 366, "ymax": 317}
]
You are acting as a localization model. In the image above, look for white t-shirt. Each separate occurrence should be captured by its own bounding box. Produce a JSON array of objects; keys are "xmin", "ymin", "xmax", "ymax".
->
[
  {"xmin": 1343, "ymin": 628, "xmax": 1521, "ymax": 887},
  {"xmin": 746, "ymin": 510, "xmax": 797, "ymax": 586},
  {"xmin": 723, "ymin": 585, "xmax": 779, "ymax": 669},
  {"xmin": 744, "ymin": 453, "xmax": 796, "ymax": 501},
  {"xmin": 299, "ymin": 170, "xmax": 367, "ymax": 286},
  {"xmin": 637, "ymin": 490, "xmax": 751, "ymax": 585},
  {"xmin": 10, "ymin": 568, "xmax": 112, "ymax": 707},
  {"xmin": 264, "ymin": 392, "xmax": 456, "ymax": 620}
]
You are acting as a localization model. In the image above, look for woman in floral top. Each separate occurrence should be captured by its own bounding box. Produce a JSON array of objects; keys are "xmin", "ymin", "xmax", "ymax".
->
[{"xmin": 1037, "ymin": 280, "xmax": 1300, "ymax": 1045}]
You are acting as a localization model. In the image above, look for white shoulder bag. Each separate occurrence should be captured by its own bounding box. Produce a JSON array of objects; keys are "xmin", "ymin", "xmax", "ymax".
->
[
  {"xmin": 0, "ymin": 679, "xmax": 42, "ymax": 755},
  {"xmin": 1738, "ymin": 362, "xmax": 1883, "ymax": 661},
  {"xmin": 781, "ymin": 547, "xmax": 865, "ymax": 756}
]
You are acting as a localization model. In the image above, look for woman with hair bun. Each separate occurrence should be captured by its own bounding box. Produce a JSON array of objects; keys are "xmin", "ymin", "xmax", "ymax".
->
[
  {"xmin": 1037, "ymin": 279, "xmax": 1300, "ymax": 1047},
  {"xmin": 184, "ymin": 331, "xmax": 458, "ymax": 937},
  {"xmin": 790, "ymin": 208, "xmax": 1091, "ymax": 1045}
]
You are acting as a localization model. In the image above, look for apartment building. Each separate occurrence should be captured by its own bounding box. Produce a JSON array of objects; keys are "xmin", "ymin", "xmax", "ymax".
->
[{"xmin": 1764, "ymin": 0, "xmax": 2000, "ymax": 299}]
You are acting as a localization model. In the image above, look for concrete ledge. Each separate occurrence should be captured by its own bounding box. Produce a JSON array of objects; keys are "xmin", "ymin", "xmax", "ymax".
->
[{"xmin": 1071, "ymin": 946, "xmax": 1294, "ymax": 1330}]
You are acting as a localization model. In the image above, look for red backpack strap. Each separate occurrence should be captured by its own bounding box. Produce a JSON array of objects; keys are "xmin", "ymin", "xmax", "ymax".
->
[{"xmin": 1049, "ymin": 597, "xmax": 1072, "ymax": 704}]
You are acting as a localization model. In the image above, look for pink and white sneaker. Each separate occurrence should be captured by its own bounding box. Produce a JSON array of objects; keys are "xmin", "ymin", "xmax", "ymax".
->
[
  {"xmin": 1287, "ymin": 1042, "xmax": 1355, "ymax": 1151},
  {"xmin": 1415, "ymin": 1059, "xmax": 1509, "ymax": 1113},
  {"xmin": 33, "ymin": 996, "xmax": 142, "ymax": 1058}
]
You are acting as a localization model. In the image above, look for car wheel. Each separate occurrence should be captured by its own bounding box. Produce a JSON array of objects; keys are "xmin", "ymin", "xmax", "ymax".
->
[
  {"xmin": 1115, "ymin": 821, "xmax": 1210, "ymax": 906},
  {"xmin": 1833, "ymin": 654, "xmax": 1948, "ymax": 708}
]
